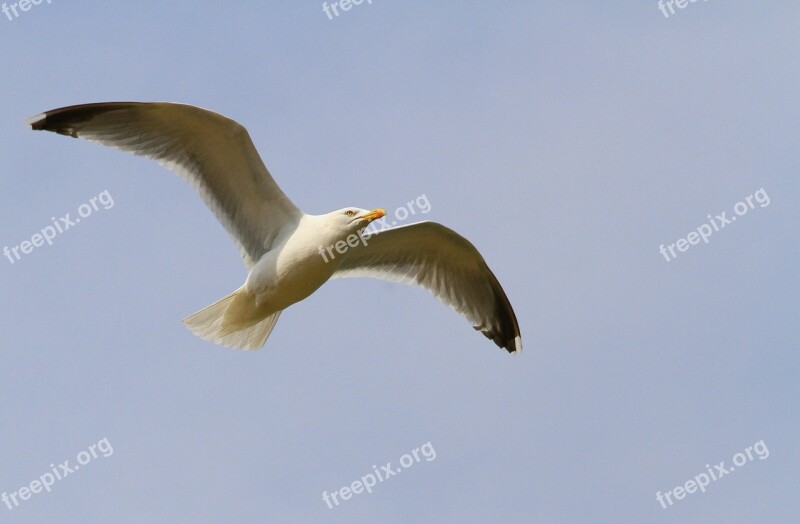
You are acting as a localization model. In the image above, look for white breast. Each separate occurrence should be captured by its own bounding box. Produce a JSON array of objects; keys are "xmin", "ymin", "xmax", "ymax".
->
[{"xmin": 244, "ymin": 215, "xmax": 341, "ymax": 311}]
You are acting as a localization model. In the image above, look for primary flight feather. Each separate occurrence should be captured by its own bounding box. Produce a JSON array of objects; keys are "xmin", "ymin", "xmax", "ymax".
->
[{"xmin": 28, "ymin": 102, "xmax": 522, "ymax": 353}]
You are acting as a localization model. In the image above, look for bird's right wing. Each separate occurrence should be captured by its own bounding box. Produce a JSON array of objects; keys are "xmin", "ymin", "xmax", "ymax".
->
[
  {"xmin": 333, "ymin": 221, "xmax": 522, "ymax": 353},
  {"xmin": 28, "ymin": 102, "xmax": 302, "ymax": 268}
]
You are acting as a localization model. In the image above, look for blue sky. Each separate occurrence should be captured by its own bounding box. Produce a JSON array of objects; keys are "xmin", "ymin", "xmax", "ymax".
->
[{"xmin": 1, "ymin": 1, "xmax": 798, "ymax": 522}]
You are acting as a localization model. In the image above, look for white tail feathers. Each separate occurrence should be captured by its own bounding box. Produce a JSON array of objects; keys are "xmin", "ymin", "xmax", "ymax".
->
[{"xmin": 182, "ymin": 287, "xmax": 282, "ymax": 350}]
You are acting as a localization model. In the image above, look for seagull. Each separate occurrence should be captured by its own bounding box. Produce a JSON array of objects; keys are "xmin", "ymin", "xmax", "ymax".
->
[{"xmin": 27, "ymin": 102, "xmax": 522, "ymax": 353}]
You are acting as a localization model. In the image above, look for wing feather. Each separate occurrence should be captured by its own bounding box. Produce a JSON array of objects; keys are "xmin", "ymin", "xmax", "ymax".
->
[
  {"xmin": 28, "ymin": 102, "xmax": 302, "ymax": 267},
  {"xmin": 334, "ymin": 221, "xmax": 522, "ymax": 353}
]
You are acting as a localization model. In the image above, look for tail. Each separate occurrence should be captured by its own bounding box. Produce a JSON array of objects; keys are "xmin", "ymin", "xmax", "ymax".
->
[{"xmin": 182, "ymin": 287, "xmax": 282, "ymax": 351}]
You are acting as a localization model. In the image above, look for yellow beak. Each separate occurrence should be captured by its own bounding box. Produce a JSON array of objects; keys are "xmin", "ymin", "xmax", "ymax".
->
[{"xmin": 359, "ymin": 208, "xmax": 386, "ymax": 222}]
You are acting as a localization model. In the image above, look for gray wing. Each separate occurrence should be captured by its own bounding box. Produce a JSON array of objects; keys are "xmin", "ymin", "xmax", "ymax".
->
[
  {"xmin": 27, "ymin": 102, "xmax": 302, "ymax": 268},
  {"xmin": 334, "ymin": 221, "xmax": 522, "ymax": 353}
]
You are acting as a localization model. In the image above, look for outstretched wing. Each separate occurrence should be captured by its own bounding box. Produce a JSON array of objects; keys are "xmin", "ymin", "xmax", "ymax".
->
[
  {"xmin": 28, "ymin": 102, "xmax": 302, "ymax": 267},
  {"xmin": 333, "ymin": 221, "xmax": 522, "ymax": 353}
]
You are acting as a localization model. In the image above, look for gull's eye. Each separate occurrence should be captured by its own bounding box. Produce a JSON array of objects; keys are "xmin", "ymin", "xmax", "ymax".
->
[{"xmin": 345, "ymin": 210, "xmax": 354, "ymax": 217}]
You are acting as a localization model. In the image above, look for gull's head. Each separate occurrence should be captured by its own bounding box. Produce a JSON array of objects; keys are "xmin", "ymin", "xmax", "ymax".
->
[{"xmin": 326, "ymin": 207, "xmax": 386, "ymax": 234}]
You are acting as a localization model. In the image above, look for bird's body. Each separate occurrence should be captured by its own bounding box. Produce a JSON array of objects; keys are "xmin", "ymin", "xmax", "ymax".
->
[
  {"xmin": 185, "ymin": 210, "xmax": 375, "ymax": 348},
  {"xmin": 28, "ymin": 102, "xmax": 522, "ymax": 353},
  {"xmin": 240, "ymin": 214, "xmax": 345, "ymax": 316},
  {"xmin": 246, "ymin": 215, "xmax": 338, "ymax": 311}
]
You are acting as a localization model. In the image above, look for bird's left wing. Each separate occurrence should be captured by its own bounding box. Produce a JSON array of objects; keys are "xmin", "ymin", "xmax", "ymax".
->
[
  {"xmin": 27, "ymin": 102, "xmax": 302, "ymax": 268},
  {"xmin": 333, "ymin": 221, "xmax": 522, "ymax": 353}
]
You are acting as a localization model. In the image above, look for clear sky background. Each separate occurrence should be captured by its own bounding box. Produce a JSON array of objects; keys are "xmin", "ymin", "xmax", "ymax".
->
[{"xmin": 1, "ymin": 1, "xmax": 798, "ymax": 522}]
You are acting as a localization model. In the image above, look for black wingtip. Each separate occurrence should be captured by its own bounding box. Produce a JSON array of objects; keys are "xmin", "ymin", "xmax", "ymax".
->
[
  {"xmin": 474, "ymin": 325, "xmax": 522, "ymax": 354},
  {"xmin": 26, "ymin": 102, "xmax": 144, "ymax": 137},
  {"xmin": 26, "ymin": 112, "xmax": 46, "ymax": 130},
  {"xmin": 26, "ymin": 110, "xmax": 80, "ymax": 137},
  {"xmin": 483, "ymin": 266, "xmax": 522, "ymax": 355},
  {"xmin": 499, "ymin": 333, "xmax": 523, "ymax": 354}
]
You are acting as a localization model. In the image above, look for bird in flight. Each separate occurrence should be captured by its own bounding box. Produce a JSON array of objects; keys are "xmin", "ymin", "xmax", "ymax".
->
[{"xmin": 28, "ymin": 102, "xmax": 521, "ymax": 353}]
